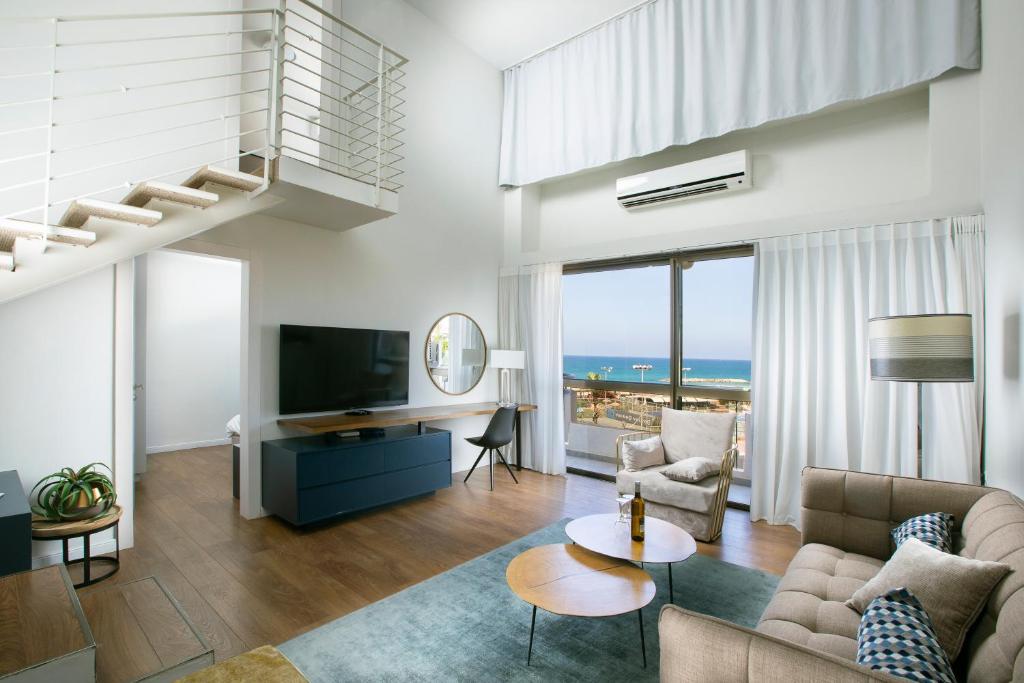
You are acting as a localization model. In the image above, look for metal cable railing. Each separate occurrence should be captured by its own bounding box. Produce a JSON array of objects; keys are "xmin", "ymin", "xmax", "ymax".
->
[{"xmin": 0, "ymin": 0, "xmax": 407, "ymax": 253}]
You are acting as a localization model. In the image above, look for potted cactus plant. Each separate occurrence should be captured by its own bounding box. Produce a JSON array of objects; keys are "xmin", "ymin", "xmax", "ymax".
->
[{"xmin": 31, "ymin": 463, "xmax": 117, "ymax": 522}]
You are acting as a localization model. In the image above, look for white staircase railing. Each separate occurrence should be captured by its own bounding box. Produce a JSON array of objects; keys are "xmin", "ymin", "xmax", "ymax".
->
[{"xmin": 0, "ymin": 0, "xmax": 406, "ymax": 271}]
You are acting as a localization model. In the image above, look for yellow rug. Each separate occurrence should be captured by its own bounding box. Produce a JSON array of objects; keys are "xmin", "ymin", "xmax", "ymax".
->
[{"xmin": 176, "ymin": 645, "xmax": 307, "ymax": 683}]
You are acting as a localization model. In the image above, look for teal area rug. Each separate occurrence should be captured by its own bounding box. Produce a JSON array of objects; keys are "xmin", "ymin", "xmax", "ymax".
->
[{"xmin": 279, "ymin": 519, "xmax": 779, "ymax": 682}]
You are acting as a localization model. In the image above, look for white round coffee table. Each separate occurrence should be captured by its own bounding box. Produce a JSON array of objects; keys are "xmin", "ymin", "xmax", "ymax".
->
[{"xmin": 565, "ymin": 513, "xmax": 697, "ymax": 604}]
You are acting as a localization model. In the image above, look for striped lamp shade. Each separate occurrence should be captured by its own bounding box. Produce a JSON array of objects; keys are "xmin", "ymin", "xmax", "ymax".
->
[{"xmin": 868, "ymin": 314, "xmax": 974, "ymax": 382}]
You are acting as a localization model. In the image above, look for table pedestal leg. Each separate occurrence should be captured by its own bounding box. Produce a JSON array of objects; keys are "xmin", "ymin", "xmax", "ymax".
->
[
  {"xmin": 527, "ymin": 605, "xmax": 537, "ymax": 665},
  {"xmin": 83, "ymin": 534, "xmax": 91, "ymax": 585},
  {"xmin": 514, "ymin": 410, "xmax": 522, "ymax": 471},
  {"xmin": 668, "ymin": 562, "xmax": 674, "ymax": 604},
  {"xmin": 638, "ymin": 608, "xmax": 647, "ymax": 668}
]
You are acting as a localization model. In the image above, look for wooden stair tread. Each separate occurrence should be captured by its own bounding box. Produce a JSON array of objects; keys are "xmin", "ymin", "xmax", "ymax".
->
[
  {"xmin": 0, "ymin": 230, "xmax": 15, "ymax": 271},
  {"xmin": 122, "ymin": 181, "xmax": 219, "ymax": 209},
  {"xmin": 0, "ymin": 218, "xmax": 96, "ymax": 247},
  {"xmin": 61, "ymin": 198, "xmax": 162, "ymax": 228},
  {"xmin": 184, "ymin": 165, "xmax": 263, "ymax": 192},
  {"xmin": 0, "ymin": 565, "xmax": 93, "ymax": 677}
]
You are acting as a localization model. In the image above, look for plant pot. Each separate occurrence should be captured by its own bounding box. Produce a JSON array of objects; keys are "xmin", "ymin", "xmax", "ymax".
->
[{"xmin": 62, "ymin": 488, "xmax": 105, "ymax": 521}]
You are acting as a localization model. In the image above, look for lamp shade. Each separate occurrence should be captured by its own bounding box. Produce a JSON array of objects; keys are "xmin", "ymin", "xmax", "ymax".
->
[
  {"xmin": 489, "ymin": 349, "xmax": 525, "ymax": 370},
  {"xmin": 868, "ymin": 314, "xmax": 974, "ymax": 382}
]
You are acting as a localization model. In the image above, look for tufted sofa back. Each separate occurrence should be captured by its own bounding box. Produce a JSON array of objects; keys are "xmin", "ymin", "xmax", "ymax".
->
[{"xmin": 800, "ymin": 467, "xmax": 1022, "ymax": 681}]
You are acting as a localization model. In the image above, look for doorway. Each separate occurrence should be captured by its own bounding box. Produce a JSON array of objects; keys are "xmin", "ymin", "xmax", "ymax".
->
[{"xmin": 133, "ymin": 248, "xmax": 244, "ymax": 513}]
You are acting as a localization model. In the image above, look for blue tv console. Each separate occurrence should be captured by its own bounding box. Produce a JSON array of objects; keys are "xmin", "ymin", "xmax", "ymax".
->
[{"xmin": 261, "ymin": 425, "xmax": 451, "ymax": 526}]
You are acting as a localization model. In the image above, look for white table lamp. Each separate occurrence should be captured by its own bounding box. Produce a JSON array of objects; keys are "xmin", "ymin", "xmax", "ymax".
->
[{"xmin": 490, "ymin": 349, "xmax": 525, "ymax": 407}]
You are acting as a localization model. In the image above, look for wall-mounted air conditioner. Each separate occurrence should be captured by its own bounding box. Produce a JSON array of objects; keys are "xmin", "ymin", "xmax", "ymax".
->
[{"xmin": 616, "ymin": 150, "xmax": 751, "ymax": 209}]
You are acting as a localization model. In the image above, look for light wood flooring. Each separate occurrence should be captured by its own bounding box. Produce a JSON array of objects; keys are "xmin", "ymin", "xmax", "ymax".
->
[{"xmin": 78, "ymin": 445, "xmax": 800, "ymax": 677}]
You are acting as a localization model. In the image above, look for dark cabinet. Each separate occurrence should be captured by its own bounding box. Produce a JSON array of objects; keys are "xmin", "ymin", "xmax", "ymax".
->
[
  {"xmin": 0, "ymin": 470, "xmax": 31, "ymax": 577},
  {"xmin": 262, "ymin": 426, "xmax": 451, "ymax": 525}
]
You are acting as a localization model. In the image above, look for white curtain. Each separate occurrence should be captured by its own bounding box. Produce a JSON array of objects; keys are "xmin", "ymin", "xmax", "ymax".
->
[
  {"xmin": 499, "ymin": 0, "xmax": 980, "ymax": 187},
  {"xmin": 498, "ymin": 264, "xmax": 566, "ymax": 475},
  {"xmin": 750, "ymin": 217, "xmax": 985, "ymax": 527}
]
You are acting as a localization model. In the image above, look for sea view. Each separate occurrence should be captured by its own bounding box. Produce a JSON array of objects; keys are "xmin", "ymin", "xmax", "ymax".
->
[{"xmin": 563, "ymin": 355, "xmax": 750, "ymax": 388}]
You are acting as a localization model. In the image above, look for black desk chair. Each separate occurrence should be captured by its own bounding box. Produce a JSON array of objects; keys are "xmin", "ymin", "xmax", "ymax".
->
[{"xmin": 464, "ymin": 405, "xmax": 519, "ymax": 491}]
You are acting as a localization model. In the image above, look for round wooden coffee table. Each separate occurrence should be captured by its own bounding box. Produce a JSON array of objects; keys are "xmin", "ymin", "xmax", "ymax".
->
[
  {"xmin": 506, "ymin": 543, "xmax": 655, "ymax": 668},
  {"xmin": 565, "ymin": 513, "xmax": 697, "ymax": 604}
]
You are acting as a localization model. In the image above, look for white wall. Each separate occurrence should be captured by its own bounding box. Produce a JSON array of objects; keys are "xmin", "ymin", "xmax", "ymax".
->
[
  {"xmin": 504, "ymin": 72, "xmax": 982, "ymax": 266},
  {"xmin": 185, "ymin": 0, "xmax": 506, "ymax": 489},
  {"xmin": 145, "ymin": 250, "xmax": 241, "ymax": 453},
  {"xmin": 0, "ymin": 267, "xmax": 116, "ymax": 564},
  {"xmin": 980, "ymin": 0, "xmax": 1024, "ymax": 496}
]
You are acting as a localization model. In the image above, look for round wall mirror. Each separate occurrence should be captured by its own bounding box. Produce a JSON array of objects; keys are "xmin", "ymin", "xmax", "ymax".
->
[{"xmin": 425, "ymin": 313, "xmax": 486, "ymax": 395}]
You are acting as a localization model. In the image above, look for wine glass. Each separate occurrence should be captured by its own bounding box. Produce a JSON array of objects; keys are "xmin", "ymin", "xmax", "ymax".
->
[{"xmin": 616, "ymin": 495, "xmax": 631, "ymax": 523}]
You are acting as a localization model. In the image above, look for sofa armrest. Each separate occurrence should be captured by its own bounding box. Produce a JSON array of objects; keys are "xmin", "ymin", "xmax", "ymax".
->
[
  {"xmin": 801, "ymin": 466, "xmax": 995, "ymax": 560},
  {"xmin": 659, "ymin": 605, "xmax": 894, "ymax": 682}
]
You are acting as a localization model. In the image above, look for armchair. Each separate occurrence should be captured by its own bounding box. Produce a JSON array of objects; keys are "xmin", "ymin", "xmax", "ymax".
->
[{"xmin": 614, "ymin": 407, "xmax": 737, "ymax": 542}]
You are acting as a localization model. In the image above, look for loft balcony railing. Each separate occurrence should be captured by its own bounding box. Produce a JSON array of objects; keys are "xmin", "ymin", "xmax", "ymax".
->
[{"xmin": 0, "ymin": 0, "xmax": 406, "ymax": 254}]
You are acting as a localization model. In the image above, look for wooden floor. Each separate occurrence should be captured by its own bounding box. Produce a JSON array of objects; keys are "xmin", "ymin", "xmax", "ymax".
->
[{"xmin": 79, "ymin": 445, "xmax": 799, "ymax": 675}]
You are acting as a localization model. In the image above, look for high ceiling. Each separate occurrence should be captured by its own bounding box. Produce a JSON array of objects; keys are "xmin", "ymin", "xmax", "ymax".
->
[{"xmin": 405, "ymin": 0, "xmax": 643, "ymax": 70}]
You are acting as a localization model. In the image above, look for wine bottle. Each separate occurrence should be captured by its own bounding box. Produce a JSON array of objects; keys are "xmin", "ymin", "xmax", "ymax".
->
[{"xmin": 630, "ymin": 481, "xmax": 645, "ymax": 541}]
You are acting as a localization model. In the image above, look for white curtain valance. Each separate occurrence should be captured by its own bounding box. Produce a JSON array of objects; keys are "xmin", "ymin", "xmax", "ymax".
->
[{"xmin": 498, "ymin": 0, "xmax": 980, "ymax": 187}]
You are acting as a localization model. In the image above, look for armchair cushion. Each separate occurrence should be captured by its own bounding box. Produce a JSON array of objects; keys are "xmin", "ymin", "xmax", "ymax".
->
[
  {"xmin": 620, "ymin": 434, "xmax": 665, "ymax": 471},
  {"xmin": 661, "ymin": 456, "xmax": 720, "ymax": 483},
  {"xmin": 616, "ymin": 465, "xmax": 720, "ymax": 513},
  {"xmin": 660, "ymin": 407, "xmax": 735, "ymax": 463}
]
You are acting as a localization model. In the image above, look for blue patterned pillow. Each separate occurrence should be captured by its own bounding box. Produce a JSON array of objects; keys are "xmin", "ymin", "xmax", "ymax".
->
[
  {"xmin": 891, "ymin": 512, "xmax": 954, "ymax": 553},
  {"xmin": 857, "ymin": 588, "xmax": 955, "ymax": 683}
]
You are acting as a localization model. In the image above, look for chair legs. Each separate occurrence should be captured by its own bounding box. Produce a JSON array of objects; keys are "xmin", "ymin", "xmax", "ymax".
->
[
  {"xmin": 464, "ymin": 447, "xmax": 488, "ymax": 483},
  {"xmin": 496, "ymin": 449, "xmax": 519, "ymax": 484},
  {"xmin": 464, "ymin": 446, "xmax": 519, "ymax": 490}
]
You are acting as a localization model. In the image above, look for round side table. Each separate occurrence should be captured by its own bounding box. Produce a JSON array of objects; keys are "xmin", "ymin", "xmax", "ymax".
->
[{"xmin": 31, "ymin": 505, "xmax": 122, "ymax": 588}]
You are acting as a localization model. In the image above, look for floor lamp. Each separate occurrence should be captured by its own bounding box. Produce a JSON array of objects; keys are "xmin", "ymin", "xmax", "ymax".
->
[{"xmin": 867, "ymin": 314, "xmax": 974, "ymax": 479}]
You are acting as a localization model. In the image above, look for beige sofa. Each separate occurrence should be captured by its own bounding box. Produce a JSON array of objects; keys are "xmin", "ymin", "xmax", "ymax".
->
[
  {"xmin": 615, "ymin": 409, "xmax": 737, "ymax": 543},
  {"xmin": 660, "ymin": 467, "xmax": 1024, "ymax": 681}
]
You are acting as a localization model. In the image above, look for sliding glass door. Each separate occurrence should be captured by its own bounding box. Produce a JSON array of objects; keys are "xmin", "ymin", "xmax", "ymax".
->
[
  {"xmin": 562, "ymin": 262, "xmax": 671, "ymax": 477},
  {"xmin": 562, "ymin": 248, "xmax": 754, "ymax": 496},
  {"xmin": 674, "ymin": 253, "xmax": 754, "ymax": 501}
]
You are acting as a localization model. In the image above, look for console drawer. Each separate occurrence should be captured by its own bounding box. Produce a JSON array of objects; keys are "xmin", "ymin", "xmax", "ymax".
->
[
  {"xmin": 298, "ymin": 460, "xmax": 452, "ymax": 524},
  {"xmin": 296, "ymin": 430, "xmax": 450, "ymax": 488}
]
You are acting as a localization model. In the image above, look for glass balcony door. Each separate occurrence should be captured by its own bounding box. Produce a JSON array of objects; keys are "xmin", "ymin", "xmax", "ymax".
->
[{"xmin": 673, "ymin": 251, "xmax": 754, "ymax": 504}]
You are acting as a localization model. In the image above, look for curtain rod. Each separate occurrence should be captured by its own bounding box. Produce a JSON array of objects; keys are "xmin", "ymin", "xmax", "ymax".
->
[
  {"xmin": 504, "ymin": 0, "xmax": 657, "ymax": 71},
  {"xmin": 556, "ymin": 212, "xmax": 985, "ymax": 270}
]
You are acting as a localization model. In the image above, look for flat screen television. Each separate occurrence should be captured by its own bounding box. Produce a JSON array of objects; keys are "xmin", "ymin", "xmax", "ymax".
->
[{"xmin": 279, "ymin": 324, "xmax": 410, "ymax": 415}]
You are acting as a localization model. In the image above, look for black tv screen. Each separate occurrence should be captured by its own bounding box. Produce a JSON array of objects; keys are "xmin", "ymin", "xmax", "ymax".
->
[{"xmin": 279, "ymin": 324, "xmax": 410, "ymax": 414}]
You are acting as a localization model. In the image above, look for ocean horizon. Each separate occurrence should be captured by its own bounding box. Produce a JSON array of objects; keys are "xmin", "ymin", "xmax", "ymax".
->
[{"xmin": 563, "ymin": 354, "xmax": 750, "ymax": 387}]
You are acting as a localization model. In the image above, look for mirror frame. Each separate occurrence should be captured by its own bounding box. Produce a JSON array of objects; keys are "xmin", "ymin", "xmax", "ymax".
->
[{"xmin": 424, "ymin": 312, "xmax": 487, "ymax": 396}]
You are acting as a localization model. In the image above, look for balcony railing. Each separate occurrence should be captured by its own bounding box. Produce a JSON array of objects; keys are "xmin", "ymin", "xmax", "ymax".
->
[
  {"xmin": 564, "ymin": 379, "xmax": 751, "ymax": 480},
  {"xmin": 0, "ymin": 1, "xmax": 406, "ymax": 250}
]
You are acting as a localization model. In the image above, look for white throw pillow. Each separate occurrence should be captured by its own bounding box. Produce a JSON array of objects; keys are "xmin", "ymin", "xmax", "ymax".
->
[
  {"xmin": 660, "ymin": 456, "xmax": 720, "ymax": 483},
  {"xmin": 621, "ymin": 435, "xmax": 665, "ymax": 471},
  {"xmin": 846, "ymin": 538, "xmax": 1010, "ymax": 661},
  {"xmin": 659, "ymin": 407, "xmax": 735, "ymax": 464}
]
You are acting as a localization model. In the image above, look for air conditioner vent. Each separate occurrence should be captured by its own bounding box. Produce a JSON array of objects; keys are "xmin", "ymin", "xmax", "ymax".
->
[{"xmin": 616, "ymin": 150, "xmax": 751, "ymax": 209}]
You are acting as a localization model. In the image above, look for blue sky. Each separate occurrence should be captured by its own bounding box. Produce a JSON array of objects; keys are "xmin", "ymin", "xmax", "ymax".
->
[{"xmin": 562, "ymin": 257, "xmax": 754, "ymax": 360}]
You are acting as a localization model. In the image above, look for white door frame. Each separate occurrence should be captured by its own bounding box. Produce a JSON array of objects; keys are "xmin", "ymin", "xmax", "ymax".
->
[{"xmin": 117, "ymin": 238, "xmax": 264, "ymax": 521}]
